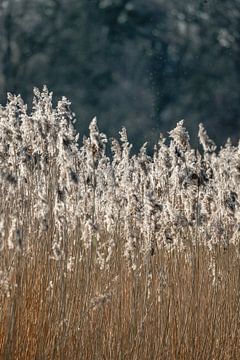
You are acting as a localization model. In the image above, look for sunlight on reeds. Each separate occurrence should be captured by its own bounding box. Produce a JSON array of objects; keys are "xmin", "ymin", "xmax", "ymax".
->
[{"xmin": 0, "ymin": 87, "xmax": 240, "ymax": 359}]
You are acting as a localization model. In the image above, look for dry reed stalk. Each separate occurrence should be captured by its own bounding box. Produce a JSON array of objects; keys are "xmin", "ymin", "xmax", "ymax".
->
[{"xmin": 0, "ymin": 89, "xmax": 240, "ymax": 359}]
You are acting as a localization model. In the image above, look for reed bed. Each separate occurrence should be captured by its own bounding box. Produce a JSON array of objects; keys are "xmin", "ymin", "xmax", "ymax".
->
[{"xmin": 0, "ymin": 87, "xmax": 240, "ymax": 359}]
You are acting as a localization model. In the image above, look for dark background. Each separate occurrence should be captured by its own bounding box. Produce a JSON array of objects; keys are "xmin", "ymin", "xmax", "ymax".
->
[{"xmin": 0, "ymin": 0, "xmax": 240, "ymax": 150}]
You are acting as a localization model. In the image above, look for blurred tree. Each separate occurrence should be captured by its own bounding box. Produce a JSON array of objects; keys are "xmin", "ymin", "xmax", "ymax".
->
[{"xmin": 0, "ymin": 0, "xmax": 240, "ymax": 149}]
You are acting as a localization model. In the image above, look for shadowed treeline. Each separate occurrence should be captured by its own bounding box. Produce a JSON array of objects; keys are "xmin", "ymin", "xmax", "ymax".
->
[{"xmin": 0, "ymin": 0, "xmax": 240, "ymax": 149}]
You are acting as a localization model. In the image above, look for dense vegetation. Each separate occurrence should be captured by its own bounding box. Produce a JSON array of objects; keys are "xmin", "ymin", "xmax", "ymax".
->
[{"xmin": 1, "ymin": 89, "xmax": 240, "ymax": 359}]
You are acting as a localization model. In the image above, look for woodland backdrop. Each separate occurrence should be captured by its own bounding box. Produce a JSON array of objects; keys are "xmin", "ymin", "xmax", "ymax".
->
[{"xmin": 0, "ymin": 0, "xmax": 239, "ymax": 150}]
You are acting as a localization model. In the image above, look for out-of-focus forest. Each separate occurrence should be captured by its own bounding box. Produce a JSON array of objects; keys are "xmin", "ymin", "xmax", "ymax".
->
[{"xmin": 0, "ymin": 0, "xmax": 239, "ymax": 149}]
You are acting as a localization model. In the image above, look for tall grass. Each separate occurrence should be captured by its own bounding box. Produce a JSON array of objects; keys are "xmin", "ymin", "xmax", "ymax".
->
[{"xmin": 0, "ymin": 87, "xmax": 240, "ymax": 359}]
